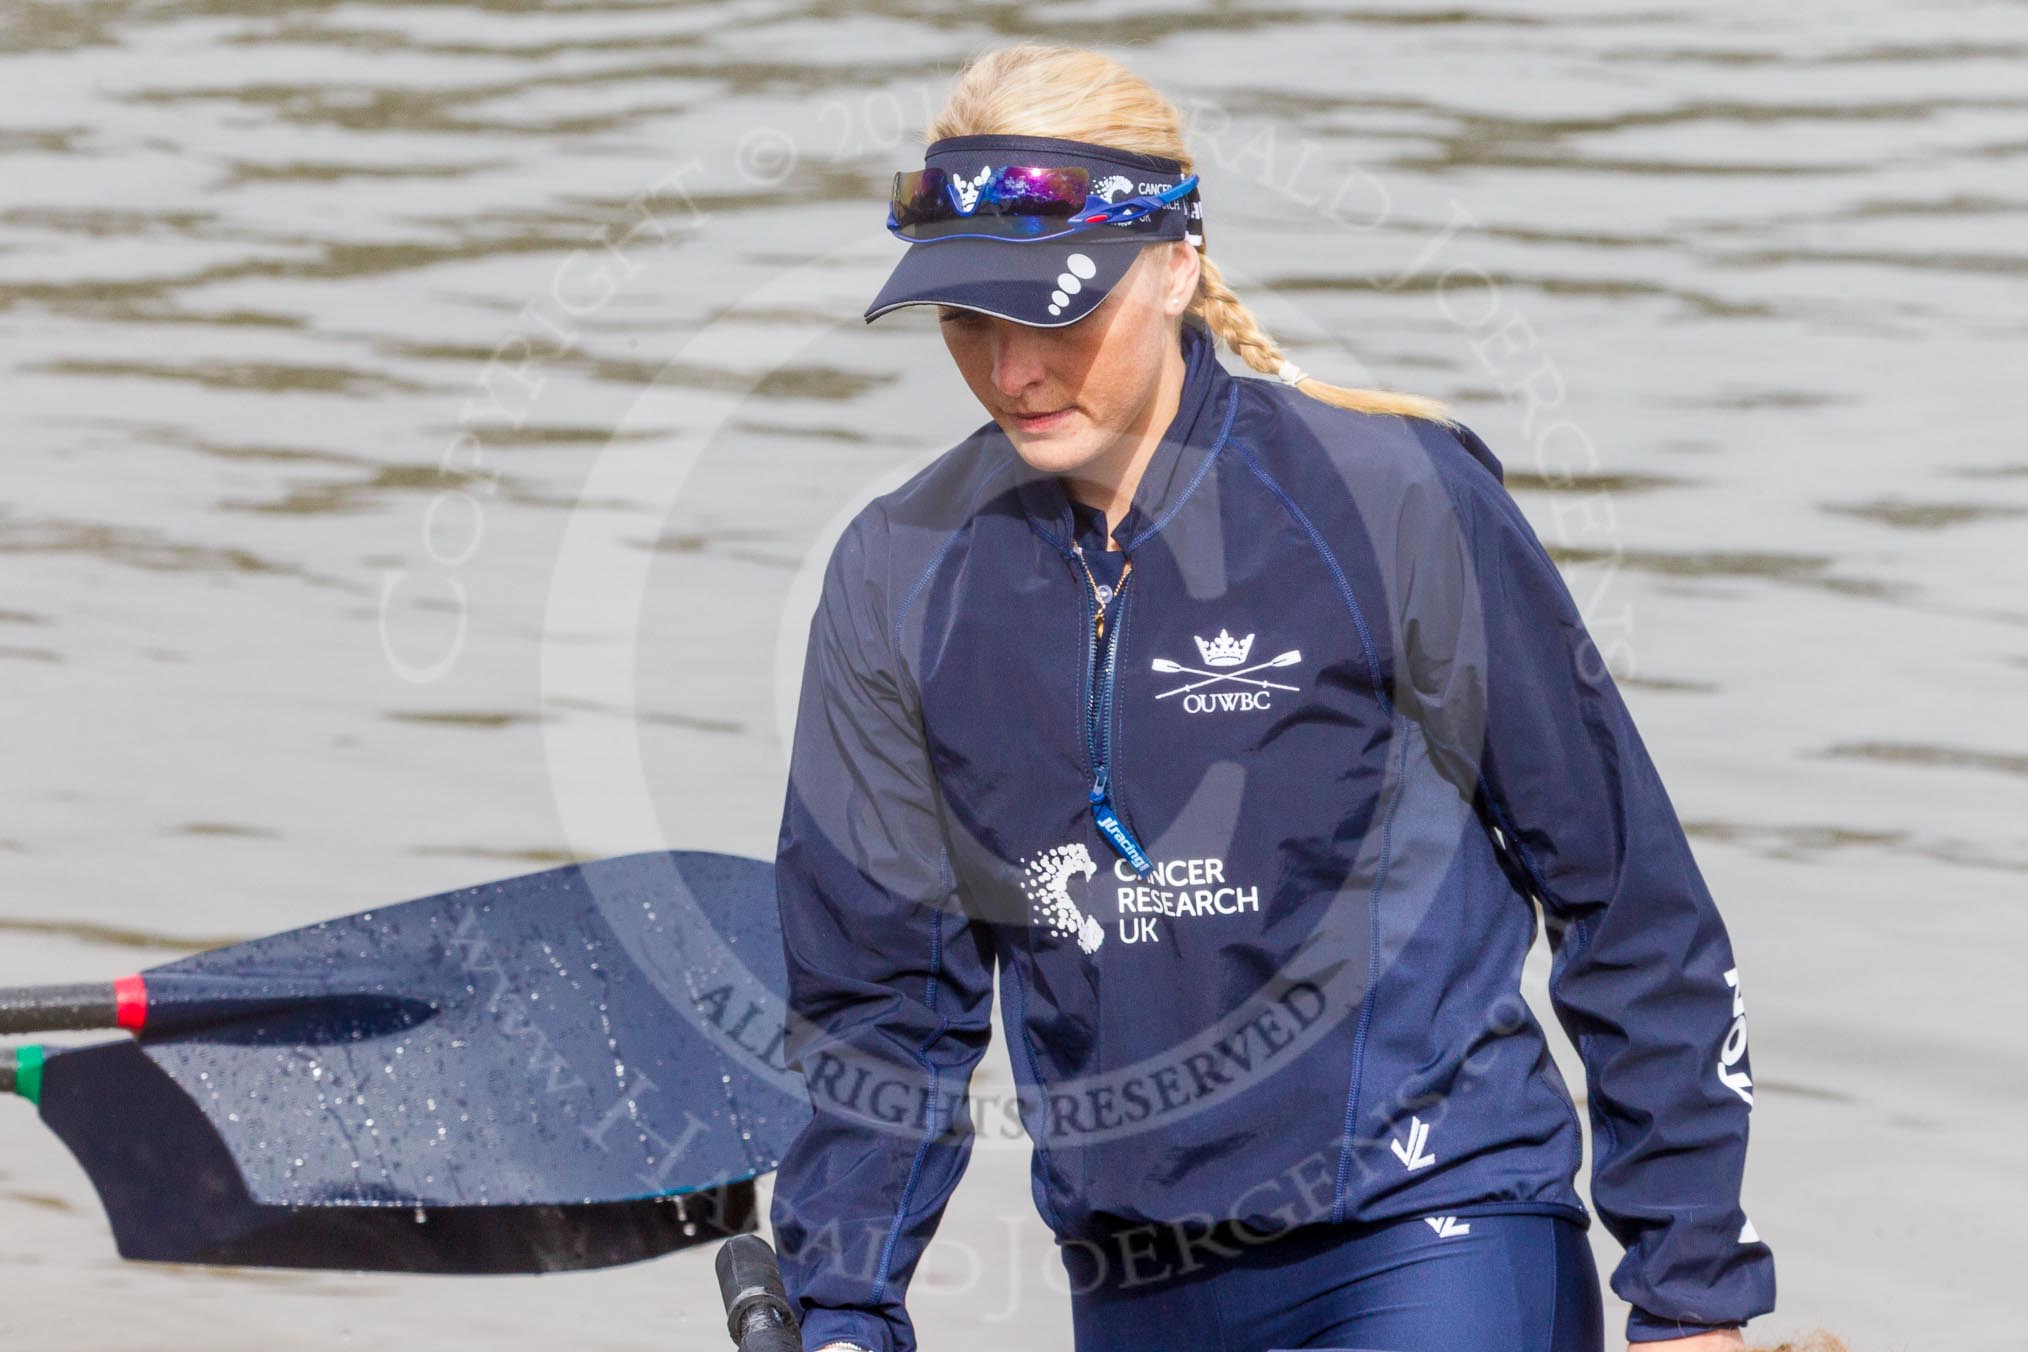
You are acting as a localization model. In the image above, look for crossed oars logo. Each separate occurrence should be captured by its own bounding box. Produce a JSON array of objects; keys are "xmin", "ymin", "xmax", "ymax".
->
[{"xmin": 1151, "ymin": 649, "xmax": 1304, "ymax": 699}]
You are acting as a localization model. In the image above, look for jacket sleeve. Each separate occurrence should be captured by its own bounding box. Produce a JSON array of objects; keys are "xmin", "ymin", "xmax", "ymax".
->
[
  {"xmin": 769, "ymin": 509, "xmax": 998, "ymax": 1352},
  {"xmin": 1395, "ymin": 422, "xmax": 1777, "ymax": 1343}
]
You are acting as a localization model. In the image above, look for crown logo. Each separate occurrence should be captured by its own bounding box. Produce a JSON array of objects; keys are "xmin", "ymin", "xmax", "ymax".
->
[{"xmin": 1193, "ymin": 629, "xmax": 1254, "ymax": 667}]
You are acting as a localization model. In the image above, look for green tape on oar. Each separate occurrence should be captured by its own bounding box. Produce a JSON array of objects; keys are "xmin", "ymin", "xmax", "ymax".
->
[{"xmin": 13, "ymin": 1045, "xmax": 45, "ymax": 1104}]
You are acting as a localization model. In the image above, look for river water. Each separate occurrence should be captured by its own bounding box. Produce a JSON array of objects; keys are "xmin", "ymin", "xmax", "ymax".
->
[{"xmin": 2, "ymin": 2, "xmax": 2023, "ymax": 1348}]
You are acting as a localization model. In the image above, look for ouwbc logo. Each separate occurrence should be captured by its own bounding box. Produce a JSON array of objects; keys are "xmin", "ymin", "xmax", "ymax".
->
[
  {"xmin": 1195, "ymin": 629, "xmax": 1253, "ymax": 666},
  {"xmin": 1151, "ymin": 629, "xmax": 1303, "ymax": 714}
]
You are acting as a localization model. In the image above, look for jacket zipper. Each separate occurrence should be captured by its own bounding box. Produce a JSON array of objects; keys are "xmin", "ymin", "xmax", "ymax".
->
[{"xmin": 1072, "ymin": 542, "xmax": 1153, "ymax": 878}]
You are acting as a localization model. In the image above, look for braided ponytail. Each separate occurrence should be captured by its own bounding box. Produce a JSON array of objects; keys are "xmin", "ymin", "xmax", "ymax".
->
[{"xmin": 1192, "ymin": 251, "xmax": 1457, "ymax": 425}]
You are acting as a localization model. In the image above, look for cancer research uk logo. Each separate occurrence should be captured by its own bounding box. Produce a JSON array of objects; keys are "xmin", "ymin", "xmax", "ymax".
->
[
  {"xmin": 1020, "ymin": 842, "xmax": 1263, "ymax": 954},
  {"xmin": 1151, "ymin": 629, "xmax": 1303, "ymax": 715},
  {"xmin": 1023, "ymin": 844, "xmax": 1106, "ymax": 955},
  {"xmin": 1092, "ymin": 173, "xmax": 1136, "ymax": 204}
]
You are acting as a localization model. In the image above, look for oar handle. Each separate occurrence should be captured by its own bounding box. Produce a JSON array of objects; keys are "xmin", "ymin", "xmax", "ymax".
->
[
  {"xmin": 0, "ymin": 983, "xmax": 120, "ymax": 1035},
  {"xmin": 732, "ymin": 1319, "xmax": 799, "ymax": 1352},
  {"xmin": 0, "ymin": 1044, "xmax": 45, "ymax": 1102},
  {"xmin": 716, "ymin": 1234, "xmax": 802, "ymax": 1351}
]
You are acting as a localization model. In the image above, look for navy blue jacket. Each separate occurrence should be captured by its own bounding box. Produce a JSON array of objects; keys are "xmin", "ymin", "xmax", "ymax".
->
[{"xmin": 771, "ymin": 318, "xmax": 1776, "ymax": 1349}]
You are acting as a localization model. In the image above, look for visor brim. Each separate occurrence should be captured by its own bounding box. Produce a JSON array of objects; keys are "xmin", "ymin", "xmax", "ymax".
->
[{"xmin": 863, "ymin": 234, "xmax": 1148, "ymax": 328}]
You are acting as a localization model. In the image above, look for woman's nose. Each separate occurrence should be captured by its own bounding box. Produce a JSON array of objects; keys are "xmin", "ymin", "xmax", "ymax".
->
[{"xmin": 989, "ymin": 325, "xmax": 1054, "ymax": 395}]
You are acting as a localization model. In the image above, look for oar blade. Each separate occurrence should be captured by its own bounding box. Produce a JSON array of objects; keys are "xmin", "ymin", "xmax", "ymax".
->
[
  {"xmin": 129, "ymin": 850, "xmax": 809, "ymax": 1210},
  {"xmin": 34, "ymin": 1038, "xmax": 755, "ymax": 1272}
]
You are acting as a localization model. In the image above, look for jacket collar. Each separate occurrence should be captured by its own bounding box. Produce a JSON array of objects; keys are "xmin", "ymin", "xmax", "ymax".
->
[{"xmin": 1011, "ymin": 317, "xmax": 1236, "ymax": 556}]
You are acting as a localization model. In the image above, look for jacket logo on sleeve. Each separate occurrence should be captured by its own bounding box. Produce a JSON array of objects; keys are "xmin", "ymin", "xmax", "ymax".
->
[
  {"xmin": 1150, "ymin": 629, "xmax": 1304, "ymax": 715},
  {"xmin": 1718, "ymin": 966, "xmax": 1753, "ymax": 1105},
  {"xmin": 1021, "ymin": 843, "xmax": 1105, "ymax": 955}
]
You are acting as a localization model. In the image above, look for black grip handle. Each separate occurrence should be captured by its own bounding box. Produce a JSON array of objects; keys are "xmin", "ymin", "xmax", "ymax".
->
[
  {"xmin": 716, "ymin": 1233, "xmax": 803, "ymax": 1350},
  {"xmin": 733, "ymin": 1324, "xmax": 801, "ymax": 1352},
  {"xmin": 0, "ymin": 984, "xmax": 119, "ymax": 1035}
]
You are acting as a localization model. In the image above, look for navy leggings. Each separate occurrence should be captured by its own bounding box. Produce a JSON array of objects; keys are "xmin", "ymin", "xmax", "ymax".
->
[{"xmin": 1059, "ymin": 1210, "xmax": 1604, "ymax": 1352}]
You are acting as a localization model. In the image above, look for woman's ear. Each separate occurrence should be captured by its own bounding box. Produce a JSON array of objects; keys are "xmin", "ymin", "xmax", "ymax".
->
[{"xmin": 1164, "ymin": 238, "xmax": 1200, "ymax": 317}]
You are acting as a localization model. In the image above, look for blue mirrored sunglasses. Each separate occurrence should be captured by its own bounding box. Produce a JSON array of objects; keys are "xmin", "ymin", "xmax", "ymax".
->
[{"xmin": 887, "ymin": 165, "xmax": 1199, "ymax": 243}]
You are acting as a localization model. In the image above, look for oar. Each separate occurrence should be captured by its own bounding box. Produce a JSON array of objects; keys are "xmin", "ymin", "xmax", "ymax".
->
[
  {"xmin": 1149, "ymin": 648, "xmax": 1303, "ymax": 696},
  {"xmin": 0, "ymin": 850, "xmax": 811, "ymax": 1272},
  {"xmin": 1, "ymin": 1040, "xmax": 758, "ymax": 1272}
]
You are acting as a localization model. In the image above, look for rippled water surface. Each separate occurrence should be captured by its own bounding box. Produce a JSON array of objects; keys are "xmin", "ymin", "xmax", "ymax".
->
[{"xmin": 3, "ymin": 3, "xmax": 2022, "ymax": 1348}]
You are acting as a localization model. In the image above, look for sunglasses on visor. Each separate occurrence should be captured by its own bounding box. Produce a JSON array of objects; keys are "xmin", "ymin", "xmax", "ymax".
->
[{"xmin": 887, "ymin": 165, "xmax": 1199, "ymax": 242}]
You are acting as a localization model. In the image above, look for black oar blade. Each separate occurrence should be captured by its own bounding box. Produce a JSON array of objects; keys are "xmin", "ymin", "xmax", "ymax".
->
[
  {"xmin": 134, "ymin": 849, "xmax": 809, "ymax": 1209},
  {"xmin": 35, "ymin": 1038, "xmax": 756, "ymax": 1272}
]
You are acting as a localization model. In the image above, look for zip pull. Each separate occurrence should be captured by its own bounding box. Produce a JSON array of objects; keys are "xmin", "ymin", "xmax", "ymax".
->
[
  {"xmin": 1072, "ymin": 541, "xmax": 1131, "ymax": 642},
  {"xmin": 1090, "ymin": 772, "xmax": 1152, "ymax": 877},
  {"xmin": 1072, "ymin": 543, "xmax": 1106, "ymax": 641}
]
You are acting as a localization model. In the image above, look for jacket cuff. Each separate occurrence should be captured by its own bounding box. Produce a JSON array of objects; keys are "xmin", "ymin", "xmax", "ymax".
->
[
  {"xmin": 799, "ymin": 1310, "xmax": 895, "ymax": 1352},
  {"xmin": 1626, "ymin": 1306, "xmax": 1745, "ymax": 1343}
]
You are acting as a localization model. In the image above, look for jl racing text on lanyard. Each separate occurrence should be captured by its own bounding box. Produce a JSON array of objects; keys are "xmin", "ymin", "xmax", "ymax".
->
[{"xmin": 1071, "ymin": 517, "xmax": 1153, "ymax": 879}]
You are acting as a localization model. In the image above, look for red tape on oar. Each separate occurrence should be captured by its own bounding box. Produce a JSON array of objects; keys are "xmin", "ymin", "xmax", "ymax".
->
[{"xmin": 113, "ymin": 975, "xmax": 147, "ymax": 1031}]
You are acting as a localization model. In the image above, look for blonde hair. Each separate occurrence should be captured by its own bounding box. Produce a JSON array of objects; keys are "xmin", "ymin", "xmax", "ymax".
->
[
  {"xmin": 922, "ymin": 42, "xmax": 1457, "ymax": 427},
  {"xmin": 1747, "ymin": 1334, "xmax": 1853, "ymax": 1352}
]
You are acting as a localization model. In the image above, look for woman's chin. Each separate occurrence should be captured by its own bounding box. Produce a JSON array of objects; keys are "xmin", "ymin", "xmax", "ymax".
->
[{"xmin": 1006, "ymin": 422, "xmax": 1100, "ymax": 473}]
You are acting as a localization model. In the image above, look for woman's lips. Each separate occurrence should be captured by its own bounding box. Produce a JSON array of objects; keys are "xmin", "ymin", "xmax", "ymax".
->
[{"xmin": 1012, "ymin": 407, "xmax": 1073, "ymax": 432}]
